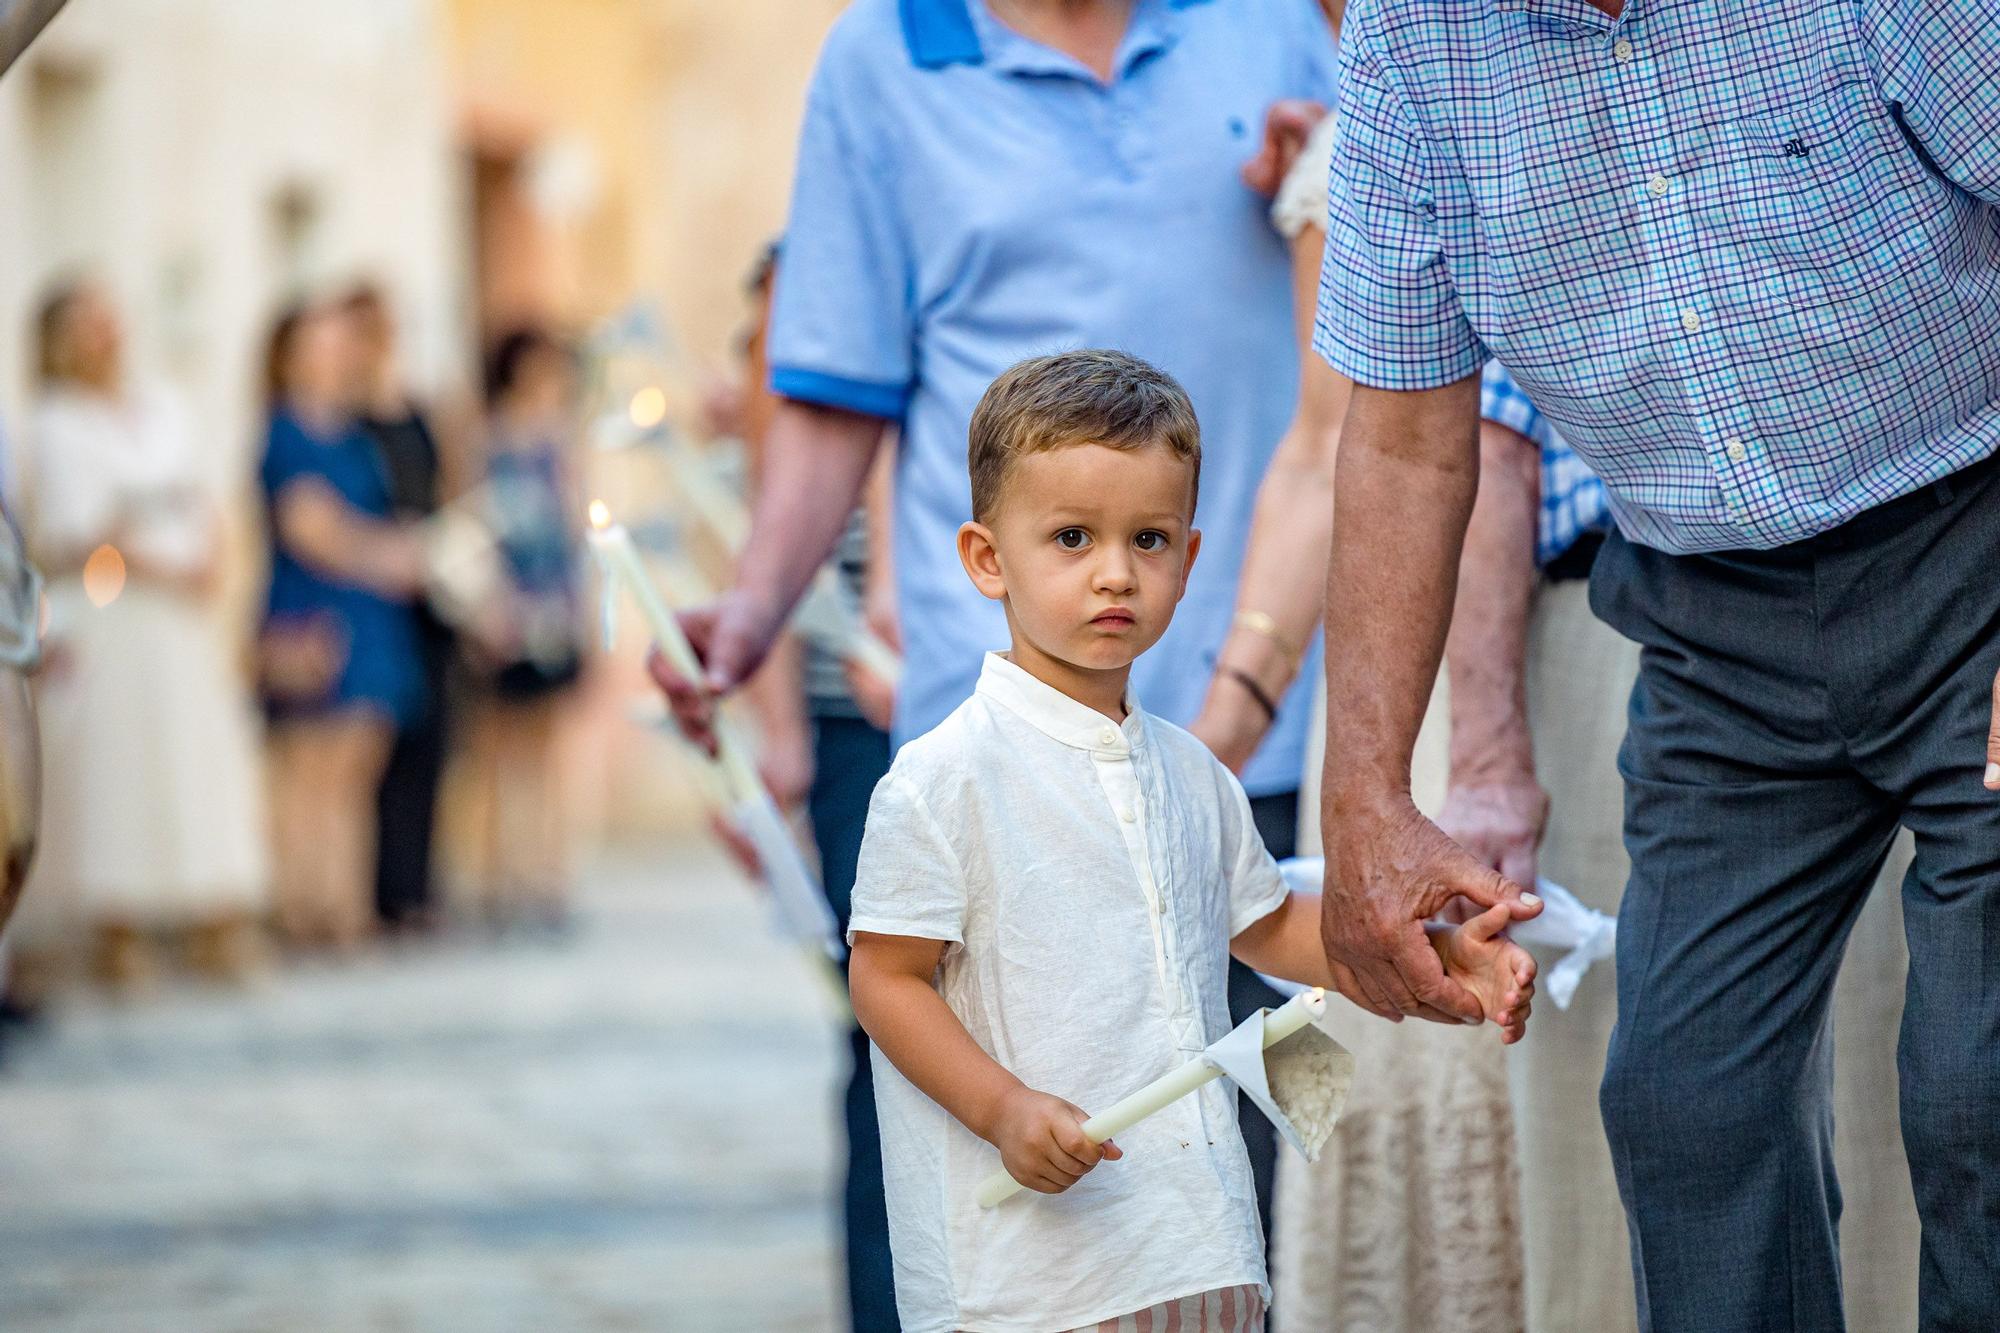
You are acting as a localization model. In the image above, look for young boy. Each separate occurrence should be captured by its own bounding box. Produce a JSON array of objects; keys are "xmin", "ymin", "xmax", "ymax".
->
[{"xmin": 848, "ymin": 350, "xmax": 1535, "ymax": 1333}]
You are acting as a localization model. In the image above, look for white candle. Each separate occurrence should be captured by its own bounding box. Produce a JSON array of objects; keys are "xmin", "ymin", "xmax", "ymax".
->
[
  {"xmin": 586, "ymin": 501, "xmax": 844, "ymax": 963},
  {"xmin": 975, "ymin": 987, "xmax": 1327, "ymax": 1209}
]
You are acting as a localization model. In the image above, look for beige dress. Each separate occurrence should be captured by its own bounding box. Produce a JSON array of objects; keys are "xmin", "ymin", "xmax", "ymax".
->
[{"xmin": 18, "ymin": 385, "xmax": 267, "ymax": 934}]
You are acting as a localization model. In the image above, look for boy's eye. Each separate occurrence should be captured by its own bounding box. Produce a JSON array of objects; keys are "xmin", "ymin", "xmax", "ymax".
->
[
  {"xmin": 1134, "ymin": 530, "xmax": 1169, "ymax": 552},
  {"xmin": 1055, "ymin": 528, "xmax": 1090, "ymax": 550}
]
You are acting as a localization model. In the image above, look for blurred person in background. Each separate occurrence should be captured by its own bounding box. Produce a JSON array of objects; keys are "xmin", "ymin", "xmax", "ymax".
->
[
  {"xmin": 258, "ymin": 300, "xmax": 427, "ymax": 952},
  {"xmin": 12, "ymin": 280, "xmax": 267, "ymax": 992},
  {"xmin": 654, "ymin": 0, "xmax": 1340, "ymax": 1256},
  {"xmin": 344, "ymin": 284, "xmax": 459, "ymax": 936},
  {"xmin": 464, "ymin": 328, "xmax": 582, "ymax": 931},
  {"xmin": 725, "ymin": 243, "xmax": 900, "ymax": 1331},
  {"xmin": 0, "ymin": 482, "xmax": 41, "ymax": 1047}
]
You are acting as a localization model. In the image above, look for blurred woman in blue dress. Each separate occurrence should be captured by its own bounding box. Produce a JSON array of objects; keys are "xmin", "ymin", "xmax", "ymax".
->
[{"xmin": 257, "ymin": 300, "xmax": 427, "ymax": 950}]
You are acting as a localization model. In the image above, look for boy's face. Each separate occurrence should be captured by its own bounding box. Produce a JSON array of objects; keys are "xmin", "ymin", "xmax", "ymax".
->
[{"xmin": 958, "ymin": 440, "xmax": 1201, "ymax": 679}]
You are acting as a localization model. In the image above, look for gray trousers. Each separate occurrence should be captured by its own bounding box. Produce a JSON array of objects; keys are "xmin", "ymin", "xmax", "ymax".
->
[{"xmin": 1590, "ymin": 455, "xmax": 2000, "ymax": 1333}]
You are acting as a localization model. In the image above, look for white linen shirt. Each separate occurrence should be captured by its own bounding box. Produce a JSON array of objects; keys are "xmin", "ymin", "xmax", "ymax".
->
[{"xmin": 850, "ymin": 652, "xmax": 1291, "ymax": 1333}]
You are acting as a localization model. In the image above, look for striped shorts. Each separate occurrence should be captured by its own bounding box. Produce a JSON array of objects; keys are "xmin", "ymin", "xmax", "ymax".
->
[{"xmin": 1063, "ymin": 1283, "xmax": 1266, "ymax": 1333}]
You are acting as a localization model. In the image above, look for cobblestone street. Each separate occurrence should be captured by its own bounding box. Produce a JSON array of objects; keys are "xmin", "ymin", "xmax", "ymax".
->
[{"xmin": 0, "ymin": 841, "xmax": 848, "ymax": 1332}]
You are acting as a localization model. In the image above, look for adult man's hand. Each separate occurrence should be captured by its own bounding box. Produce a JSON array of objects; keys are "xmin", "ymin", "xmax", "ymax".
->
[
  {"xmin": 646, "ymin": 589, "xmax": 786, "ymax": 756},
  {"xmin": 648, "ymin": 399, "xmax": 889, "ymax": 753},
  {"xmin": 1437, "ymin": 776, "xmax": 1548, "ymax": 889},
  {"xmin": 1323, "ymin": 792, "xmax": 1542, "ymax": 1024},
  {"xmin": 1241, "ymin": 99, "xmax": 1327, "ymax": 198},
  {"xmin": 1985, "ymin": 665, "xmax": 2000, "ymax": 792}
]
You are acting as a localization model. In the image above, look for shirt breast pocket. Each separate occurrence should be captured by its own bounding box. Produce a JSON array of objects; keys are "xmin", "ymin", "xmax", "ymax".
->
[{"xmin": 1722, "ymin": 80, "xmax": 1958, "ymax": 311}]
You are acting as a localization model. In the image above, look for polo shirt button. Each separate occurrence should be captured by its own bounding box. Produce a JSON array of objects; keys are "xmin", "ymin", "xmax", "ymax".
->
[
  {"xmin": 1648, "ymin": 173, "xmax": 1671, "ymax": 198},
  {"xmin": 1100, "ymin": 729, "xmax": 1118, "ymax": 746},
  {"xmin": 1726, "ymin": 439, "xmax": 1749, "ymax": 463},
  {"xmin": 1679, "ymin": 309, "xmax": 1702, "ymax": 333},
  {"xmin": 1120, "ymin": 807, "xmax": 1136, "ymax": 823},
  {"xmin": 1613, "ymin": 38, "xmax": 1635, "ymax": 62}
]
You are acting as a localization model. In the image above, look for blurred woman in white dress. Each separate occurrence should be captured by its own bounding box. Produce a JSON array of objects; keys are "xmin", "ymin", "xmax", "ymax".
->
[{"xmin": 17, "ymin": 281, "xmax": 268, "ymax": 988}]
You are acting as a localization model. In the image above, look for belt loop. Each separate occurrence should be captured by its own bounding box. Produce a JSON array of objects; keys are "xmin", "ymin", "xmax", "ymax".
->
[{"xmin": 1933, "ymin": 476, "xmax": 1956, "ymax": 508}]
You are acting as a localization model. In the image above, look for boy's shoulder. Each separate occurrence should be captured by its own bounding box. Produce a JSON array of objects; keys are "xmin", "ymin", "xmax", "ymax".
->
[{"xmin": 1141, "ymin": 711, "xmax": 1239, "ymax": 788}]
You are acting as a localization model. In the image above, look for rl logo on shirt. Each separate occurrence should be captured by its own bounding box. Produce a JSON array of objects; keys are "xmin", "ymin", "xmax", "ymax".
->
[{"xmin": 1784, "ymin": 137, "xmax": 1811, "ymax": 158}]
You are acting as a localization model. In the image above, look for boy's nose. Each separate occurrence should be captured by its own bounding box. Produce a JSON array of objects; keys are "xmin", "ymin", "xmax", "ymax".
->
[{"xmin": 1092, "ymin": 552, "xmax": 1137, "ymax": 594}]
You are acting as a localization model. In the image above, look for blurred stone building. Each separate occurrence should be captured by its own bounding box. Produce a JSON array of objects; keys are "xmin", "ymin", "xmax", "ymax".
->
[{"xmin": 0, "ymin": 0, "xmax": 846, "ymax": 841}]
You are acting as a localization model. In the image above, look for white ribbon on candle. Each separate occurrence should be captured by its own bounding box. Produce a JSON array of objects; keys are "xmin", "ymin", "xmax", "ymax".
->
[{"xmin": 975, "ymin": 987, "xmax": 1349, "ymax": 1208}]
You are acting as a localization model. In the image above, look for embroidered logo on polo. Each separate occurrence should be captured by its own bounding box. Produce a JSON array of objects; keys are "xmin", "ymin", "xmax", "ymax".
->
[{"xmin": 1783, "ymin": 138, "xmax": 1810, "ymax": 158}]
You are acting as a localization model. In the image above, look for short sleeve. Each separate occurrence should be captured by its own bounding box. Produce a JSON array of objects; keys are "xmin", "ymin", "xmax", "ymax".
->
[
  {"xmin": 1219, "ymin": 767, "xmax": 1290, "ymax": 938},
  {"xmin": 1313, "ymin": 17, "xmax": 1483, "ymax": 389},
  {"xmin": 1479, "ymin": 361, "xmax": 1553, "ymax": 451},
  {"xmin": 766, "ymin": 58, "xmax": 916, "ymax": 420},
  {"xmin": 1860, "ymin": 1, "xmax": 2000, "ymax": 203},
  {"xmin": 848, "ymin": 771, "xmax": 968, "ymax": 946},
  {"xmin": 258, "ymin": 413, "xmax": 322, "ymax": 503}
]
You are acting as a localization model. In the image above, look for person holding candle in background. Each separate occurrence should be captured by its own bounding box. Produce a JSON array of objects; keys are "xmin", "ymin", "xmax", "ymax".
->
[{"xmin": 845, "ymin": 350, "xmax": 1536, "ymax": 1333}]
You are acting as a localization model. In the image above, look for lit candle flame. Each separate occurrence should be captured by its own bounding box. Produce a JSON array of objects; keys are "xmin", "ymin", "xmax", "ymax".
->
[
  {"xmin": 83, "ymin": 544, "xmax": 126, "ymax": 608},
  {"xmin": 629, "ymin": 386, "xmax": 667, "ymax": 430},
  {"xmin": 588, "ymin": 499, "xmax": 611, "ymax": 531}
]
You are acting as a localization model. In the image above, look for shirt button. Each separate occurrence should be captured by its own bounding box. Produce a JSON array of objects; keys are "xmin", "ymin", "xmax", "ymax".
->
[
  {"xmin": 1726, "ymin": 439, "xmax": 1749, "ymax": 463},
  {"xmin": 1613, "ymin": 38, "xmax": 1635, "ymax": 62},
  {"xmin": 1648, "ymin": 173, "xmax": 1671, "ymax": 198},
  {"xmin": 1679, "ymin": 309, "xmax": 1702, "ymax": 333},
  {"xmin": 1100, "ymin": 729, "xmax": 1118, "ymax": 747},
  {"xmin": 1120, "ymin": 807, "xmax": 1136, "ymax": 823}
]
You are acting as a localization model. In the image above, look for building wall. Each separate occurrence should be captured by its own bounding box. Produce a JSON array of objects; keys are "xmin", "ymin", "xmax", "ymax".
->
[
  {"xmin": 0, "ymin": 0, "xmax": 467, "ymax": 500},
  {"xmin": 447, "ymin": 0, "xmax": 843, "ymax": 372}
]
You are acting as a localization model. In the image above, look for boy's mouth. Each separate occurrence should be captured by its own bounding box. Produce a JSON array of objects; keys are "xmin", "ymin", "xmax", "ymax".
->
[{"xmin": 1090, "ymin": 608, "xmax": 1137, "ymax": 632}]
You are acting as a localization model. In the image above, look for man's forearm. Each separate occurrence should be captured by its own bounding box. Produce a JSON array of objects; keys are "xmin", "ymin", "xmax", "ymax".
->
[
  {"xmin": 734, "ymin": 399, "xmax": 887, "ymax": 630},
  {"xmin": 1444, "ymin": 422, "xmax": 1541, "ymax": 782},
  {"xmin": 1323, "ymin": 376, "xmax": 1484, "ymax": 809}
]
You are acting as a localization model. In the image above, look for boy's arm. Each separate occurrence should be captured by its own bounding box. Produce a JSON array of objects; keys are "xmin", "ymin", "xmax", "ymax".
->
[
  {"xmin": 1229, "ymin": 891, "xmax": 1336, "ymax": 990},
  {"xmin": 850, "ymin": 931, "xmax": 1123, "ymax": 1194}
]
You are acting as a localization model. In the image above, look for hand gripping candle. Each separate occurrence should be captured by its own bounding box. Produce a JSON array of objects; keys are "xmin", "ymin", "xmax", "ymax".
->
[{"xmin": 975, "ymin": 986, "xmax": 1340, "ymax": 1209}]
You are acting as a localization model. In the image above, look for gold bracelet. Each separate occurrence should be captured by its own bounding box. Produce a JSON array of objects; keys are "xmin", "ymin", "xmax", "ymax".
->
[{"xmin": 1232, "ymin": 608, "xmax": 1302, "ymax": 663}]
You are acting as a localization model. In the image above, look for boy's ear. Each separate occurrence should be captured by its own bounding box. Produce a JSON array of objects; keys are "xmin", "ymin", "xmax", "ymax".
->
[
  {"xmin": 958, "ymin": 520, "xmax": 1007, "ymax": 601},
  {"xmin": 1177, "ymin": 527, "xmax": 1202, "ymax": 600}
]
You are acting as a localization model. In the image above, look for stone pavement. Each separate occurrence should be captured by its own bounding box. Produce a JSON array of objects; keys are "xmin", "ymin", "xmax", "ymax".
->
[{"xmin": 0, "ymin": 841, "xmax": 849, "ymax": 1332}]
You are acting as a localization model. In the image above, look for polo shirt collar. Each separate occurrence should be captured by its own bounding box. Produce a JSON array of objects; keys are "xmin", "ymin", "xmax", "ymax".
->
[
  {"xmin": 902, "ymin": 0, "xmax": 1215, "ymax": 73},
  {"xmin": 976, "ymin": 651, "xmax": 1146, "ymax": 753}
]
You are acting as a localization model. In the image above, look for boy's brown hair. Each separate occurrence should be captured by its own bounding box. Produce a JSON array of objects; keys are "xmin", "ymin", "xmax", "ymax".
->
[{"xmin": 967, "ymin": 349, "xmax": 1201, "ymax": 522}]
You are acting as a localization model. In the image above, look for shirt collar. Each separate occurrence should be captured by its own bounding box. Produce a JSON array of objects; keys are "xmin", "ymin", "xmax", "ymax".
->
[
  {"xmin": 976, "ymin": 651, "xmax": 1147, "ymax": 754},
  {"xmin": 902, "ymin": 0, "xmax": 1215, "ymax": 73}
]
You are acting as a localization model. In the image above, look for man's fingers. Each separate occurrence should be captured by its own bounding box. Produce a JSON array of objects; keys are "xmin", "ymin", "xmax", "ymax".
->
[
  {"xmin": 1330, "ymin": 959, "xmax": 1402, "ymax": 1021},
  {"xmin": 1348, "ymin": 958, "xmax": 1409, "ymax": 1023},
  {"xmin": 1985, "ymin": 668, "xmax": 2000, "ymax": 790}
]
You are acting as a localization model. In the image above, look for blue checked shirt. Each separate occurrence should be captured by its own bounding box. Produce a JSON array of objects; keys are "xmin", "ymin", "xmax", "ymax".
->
[
  {"xmin": 1481, "ymin": 362, "xmax": 1611, "ymax": 567},
  {"xmin": 1317, "ymin": 0, "xmax": 2000, "ymax": 555}
]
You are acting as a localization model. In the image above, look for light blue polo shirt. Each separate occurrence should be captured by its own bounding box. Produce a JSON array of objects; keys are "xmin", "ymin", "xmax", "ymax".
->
[{"xmin": 770, "ymin": 0, "xmax": 1337, "ymax": 799}]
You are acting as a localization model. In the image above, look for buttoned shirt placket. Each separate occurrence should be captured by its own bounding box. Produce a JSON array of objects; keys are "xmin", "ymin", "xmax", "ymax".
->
[
  {"xmin": 1087, "ymin": 723, "xmax": 1198, "ymax": 1049},
  {"xmin": 1599, "ymin": 2, "xmax": 1770, "ymax": 544}
]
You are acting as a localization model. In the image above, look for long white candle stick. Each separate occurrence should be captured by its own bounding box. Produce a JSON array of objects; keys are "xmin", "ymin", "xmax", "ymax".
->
[
  {"xmin": 975, "ymin": 986, "xmax": 1327, "ymax": 1208},
  {"xmin": 586, "ymin": 501, "xmax": 844, "ymax": 962}
]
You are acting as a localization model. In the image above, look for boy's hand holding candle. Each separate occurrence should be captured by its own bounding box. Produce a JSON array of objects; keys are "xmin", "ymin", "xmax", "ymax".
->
[{"xmin": 987, "ymin": 1087, "xmax": 1123, "ymax": 1197}]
